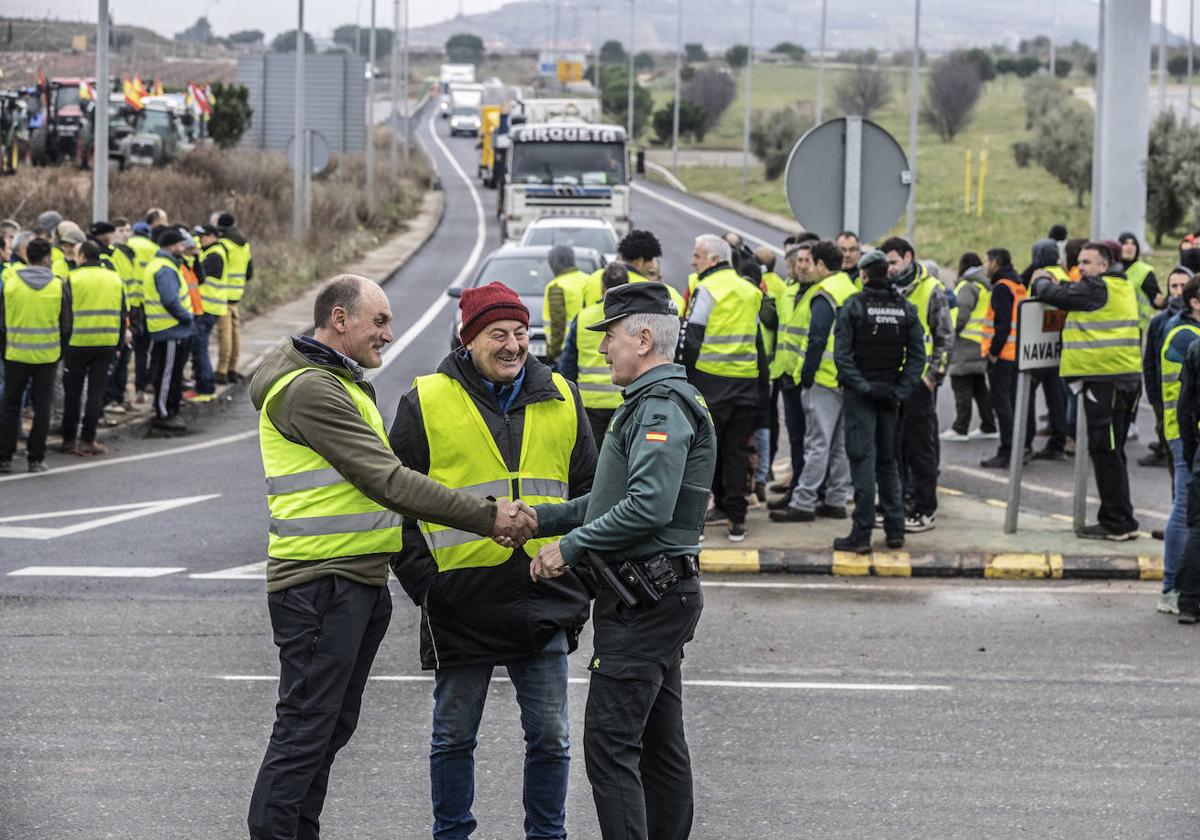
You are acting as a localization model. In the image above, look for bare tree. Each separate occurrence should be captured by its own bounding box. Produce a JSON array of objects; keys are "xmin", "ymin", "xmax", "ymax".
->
[
  {"xmin": 682, "ymin": 67, "xmax": 737, "ymax": 138},
  {"xmin": 835, "ymin": 62, "xmax": 892, "ymax": 119},
  {"xmin": 920, "ymin": 55, "xmax": 982, "ymax": 142}
]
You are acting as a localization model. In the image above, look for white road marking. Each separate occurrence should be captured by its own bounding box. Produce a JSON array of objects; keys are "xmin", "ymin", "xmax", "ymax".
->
[
  {"xmin": 0, "ymin": 494, "xmax": 221, "ymax": 540},
  {"xmin": 631, "ymin": 181, "xmax": 786, "ymax": 256},
  {"xmin": 377, "ymin": 110, "xmax": 486, "ymax": 372},
  {"xmin": 702, "ymin": 581, "xmax": 1153, "ymax": 594},
  {"xmin": 941, "ymin": 463, "xmax": 1168, "ymax": 522},
  {"xmin": 9, "ymin": 566, "xmax": 186, "ymax": 578},
  {"xmin": 217, "ymin": 674, "xmax": 949, "ymax": 691},
  {"xmin": 189, "ymin": 561, "xmax": 267, "ymax": 580},
  {"xmin": 0, "ymin": 431, "xmax": 256, "ymax": 483}
]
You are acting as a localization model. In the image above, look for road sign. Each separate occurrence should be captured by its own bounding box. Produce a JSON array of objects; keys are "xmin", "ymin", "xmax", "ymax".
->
[
  {"xmin": 782, "ymin": 116, "xmax": 911, "ymax": 242},
  {"xmin": 286, "ymin": 129, "xmax": 332, "ymax": 176},
  {"xmin": 1016, "ymin": 299, "xmax": 1066, "ymax": 371}
]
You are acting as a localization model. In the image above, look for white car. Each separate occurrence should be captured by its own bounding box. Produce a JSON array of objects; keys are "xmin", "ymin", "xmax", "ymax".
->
[
  {"xmin": 519, "ymin": 217, "xmax": 619, "ymax": 264},
  {"xmin": 448, "ymin": 107, "xmax": 482, "ymax": 137}
]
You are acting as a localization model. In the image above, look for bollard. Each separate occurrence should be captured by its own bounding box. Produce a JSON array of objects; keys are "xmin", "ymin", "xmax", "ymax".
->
[
  {"xmin": 636, "ymin": 148, "xmax": 645, "ymax": 175},
  {"xmin": 1004, "ymin": 370, "xmax": 1032, "ymax": 534},
  {"xmin": 963, "ymin": 148, "xmax": 972, "ymax": 215},
  {"xmin": 976, "ymin": 148, "xmax": 988, "ymax": 218}
]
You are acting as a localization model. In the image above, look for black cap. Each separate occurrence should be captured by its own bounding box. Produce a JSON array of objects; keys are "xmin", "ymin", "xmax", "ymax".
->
[
  {"xmin": 586, "ymin": 282, "xmax": 679, "ymax": 331},
  {"xmin": 89, "ymin": 221, "xmax": 116, "ymax": 237},
  {"xmin": 157, "ymin": 228, "xmax": 186, "ymax": 248},
  {"xmin": 194, "ymin": 224, "xmax": 220, "ymax": 237}
]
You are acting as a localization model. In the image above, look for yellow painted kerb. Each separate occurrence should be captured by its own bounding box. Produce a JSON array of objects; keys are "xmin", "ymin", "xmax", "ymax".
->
[
  {"xmin": 872, "ymin": 552, "xmax": 912, "ymax": 577},
  {"xmin": 985, "ymin": 553, "xmax": 1050, "ymax": 579},
  {"xmin": 832, "ymin": 551, "xmax": 871, "ymax": 576},
  {"xmin": 700, "ymin": 549, "xmax": 760, "ymax": 573},
  {"xmin": 1138, "ymin": 555, "xmax": 1164, "ymax": 581}
]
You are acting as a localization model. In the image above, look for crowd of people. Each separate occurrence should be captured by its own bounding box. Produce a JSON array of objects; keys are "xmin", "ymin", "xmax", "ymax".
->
[
  {"xmin": 542, "ymin": 224, "xmax": 1200, "ymax": 618},
  {"xmin": 0, "ymin": 206, "xmax": 253, "ymax": 471}
]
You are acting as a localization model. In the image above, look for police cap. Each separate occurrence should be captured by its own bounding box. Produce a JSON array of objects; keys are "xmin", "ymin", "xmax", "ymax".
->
[{"xmin": 587, "ymin": 282, "xmax": 679, "ymax": 331}]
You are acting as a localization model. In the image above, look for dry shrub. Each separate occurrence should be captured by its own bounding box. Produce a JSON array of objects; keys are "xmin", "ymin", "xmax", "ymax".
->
[{"xmin": 0, "ymin": 135, "xmax": 432, "ymax": 316}]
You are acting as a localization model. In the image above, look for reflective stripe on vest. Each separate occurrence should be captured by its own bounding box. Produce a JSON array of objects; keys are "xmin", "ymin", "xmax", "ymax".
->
[
  {"xmin": 576, "ymin": 301, "xmax": 623, "ymax": 409},
  {"xmin": 1125, "ymin": 259, "xmax": 1154, "ymax": 334},
  {"xmin": 143, "ymin": 256, "xmax": 189, "ymax": 335},
  {"xmin": 759, "ymin": 271, "xmax": 788, "ymax": 360},
  {"xmin": 197, "ymin": 242, "xmax": 230, "ymax": 317},
  {"xmin": 1060, "ymin": 275, "xmax": 1142, "ymax": 378},
  {"xmin": 1161, "ymin": 321, "xmax": 1200, "ymax": 440},
  {"xmin": 981, "ymin": 277, "xmax": 1027, "ymax": 362},
  {"xmin": 260, "ymin": 368, "xmax": 403, "ymax": 559},
  {"xmin": 954, "ymin": 278, "xmax": 991, "ymax": 346},
  {"xmin": 812, "ymin": 272, "xmax": 859, "ymax": 389},
  {"xmin": 415, "ymin": 371, "xmax": 577, "ymax": 571},
  {"xmin": 3, "ymin": 271, "xmax": 63, "ymax": 363},
  {"xmin": 125, "ymin": 236, "xmax": 159, "ymax": 307},
  {"xmin": 68, "ymin": 265, "xmax": 125, "ymax": 348},
  {"xmin": 220, "ymin": 237, "xmax": 252, "ymax": 303},
  {"xmin": 768, "ymin": 279, "xmax": 803, "ymax": 380},
  {"xmin": 695, "ymin": 267, "xmax": 761, "ymax": 378}
]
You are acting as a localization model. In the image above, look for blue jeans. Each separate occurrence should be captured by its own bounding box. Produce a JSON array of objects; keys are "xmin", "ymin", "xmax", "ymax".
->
[
  {"xmin": 1166, "ymin": 438, "xmax": 1190, "ymax": 592},
  {"xmin": 430, "ymin": 631, "xmax": 570, "ymax": 840},
  {"xmin": 191, "ymin": 313, "xmax": 218, "ymax": 394},
  {"xmin": 752, "ymin": 426, "xmax": 770, "ymax": 484}
]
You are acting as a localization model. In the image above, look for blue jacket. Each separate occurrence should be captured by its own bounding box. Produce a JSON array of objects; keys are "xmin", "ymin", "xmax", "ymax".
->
[{"xmin": 151, "ymin": 250, "xmax": 195, "ymax": 342}]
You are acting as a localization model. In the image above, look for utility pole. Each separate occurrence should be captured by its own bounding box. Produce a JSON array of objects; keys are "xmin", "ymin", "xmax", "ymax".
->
[
  {"xmin": 293, "ymin": 0, "xmax": 306, "ymax": 240},
  {"xmin": 1049, "ymin": 0, "xmax": 1057, "ymax": 78},
  {"xmin": 390, "ymin": 0, "xmax": 399, "ymax": 178},
  {"xmin": 627, "ymin": 0, "xmax": 635, "ymax": 141},
  {"xmin": 1158, "ymin": 0, "xmax": 1168, "ymax": 113},
  {"xmin": 594, "ymin": 2, "xmax": 601, "ymax": 90},
  {"xmin": 1190, "ymin": 0, "xmax": 1196, "ymax": 126},
  {"xmin": 93, "ymin": 0, "xmax": 110, "ymax": 223},
  {"xmin": 1091, "ymin": 0, "xmax": 1105, "ymax": 236},
  {"xmin": 402, "ymin": 0, "xmax": 410, "ymax": 162},
  {"xmin": 671, "ymin": 0, "xmax": 682, "ymax": 172},
  {"xmin": 740, "ymin": 0, "xmax": 754, "ymax": 194},
  {"xmin": 904, "ymin": 0, "xmax": 921, "ymax": 243},
  {"xmin": 366, "ymin": 0, "xmax": 376, "ymax": 216},
  {"xmin": 816, "ymin": 0, "xmax": 828, "ymax": 124}
]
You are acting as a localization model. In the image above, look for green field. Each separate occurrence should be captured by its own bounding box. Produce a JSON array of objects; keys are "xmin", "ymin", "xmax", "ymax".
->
[{"xmin": 645, "ymin": 62, "xmax": 1173, "ymax": 276}]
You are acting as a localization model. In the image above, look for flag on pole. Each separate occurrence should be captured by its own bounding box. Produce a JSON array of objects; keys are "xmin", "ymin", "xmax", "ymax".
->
[
  {"xmin": 133, "ymin": 76, "xmax": 147, "ymax": 98},
  {"xmin": 124, "ymin": 78, "xmax": 143, "ymax": 111},
  {"xmin": 152, "ymin": 79, "xmax": 164, "ymax": 97},
  {"xmin": 191, "ymin": 83, "xmax": 212, "ymax": 116},
  {"xmin": 79, "ymin": 80, "xmax": 95, "ymax": 101}
]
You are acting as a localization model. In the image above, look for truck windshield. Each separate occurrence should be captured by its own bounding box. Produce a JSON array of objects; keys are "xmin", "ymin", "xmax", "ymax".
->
[{"xmin": 510, "ymin": 142, "xmax": 626, "ymax": 186}]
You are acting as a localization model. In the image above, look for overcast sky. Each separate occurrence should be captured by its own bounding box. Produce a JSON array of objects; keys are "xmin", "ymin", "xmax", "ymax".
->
[
  {"xmin": 17, "ymin": 0, "xmax": 1200, "ymax": 43},
  {"xmin": 20, "ymin": 0, "xmax": 513, "ymax": 40}
]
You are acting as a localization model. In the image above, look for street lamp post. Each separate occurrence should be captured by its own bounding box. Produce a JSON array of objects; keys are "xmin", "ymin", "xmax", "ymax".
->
[
  {"xmin": 293, "ymin": 0, "xmax": 306, "ymax": 240},
  {"xmin": 402, "ymin": 0, "xmax": 410, "ymax": 162},
  {"xmin": 390, "ymin": 0, "xmax": 399, "ymax": 178},
  {"xmin": 816, "ymin": 0, "xmax": 828, "ymax": 124},
  {"xmin": 93, "ymin": 0, "xmax": 110, "ymax": 223},
  {"xmin": 366, "ymin": 0, "xmax": 376, "ymax": 216},
  {"xmin": 1158, "ymin": 0, "xmax": 1168, "ymax": 113},
  {"xmin": 671, "ymin": 0, "xmax": 682, "ymax": 172},
  {"xmin": 904, "ymin": 0, "xmax": 921, "ymax": 243},
  {"xmin": 627, "ymin": 0, "xmax": 635, "ymax": 141},
  {"xmin": 1190, "ymin": 0, "xmax": 1196, "ymax": 126},
  {"xmin": 741, "ymin": 0, "xmax": 754, "ymax": 195}
]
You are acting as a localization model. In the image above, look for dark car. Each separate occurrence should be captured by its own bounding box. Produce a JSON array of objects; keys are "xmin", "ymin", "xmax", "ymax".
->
[{"xmin": 447, "ymin": 244, "xmax": 603, "ymax": 360}]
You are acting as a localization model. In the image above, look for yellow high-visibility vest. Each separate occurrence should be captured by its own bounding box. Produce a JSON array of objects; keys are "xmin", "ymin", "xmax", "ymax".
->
[
  {"xmin": 575, "ymin": 301, "xmax": 623, "ymax": 409},
  {"xmin": 3, "ymin": 270, "xmax": 63, "ymax": 363},
  {"xmin": 693, "ymin": 267, "xmax": 761, "ymax": 379},
  {"xmin": 143, "ymin": 255, "xmax": 189, "ymax": 335},
  {"xmin": 1161, "ymin": 320, "xmax": 1200, "ymax": 441},
  {"xmin": 68, "ymin": 264, "xmax": 125, "ymax": 348},
  {"xmin": 1060, "ymin": 275, "xmax": 1142, "ymax": 379},
  {"xmin": 220, "ymin": 236, "xmax": 252, "ymax": 303}
]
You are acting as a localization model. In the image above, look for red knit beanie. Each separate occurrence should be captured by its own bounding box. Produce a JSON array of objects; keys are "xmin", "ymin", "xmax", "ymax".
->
[{"xmin": 458, "ymin": 282, "xmax": 530, "ymax": 346}]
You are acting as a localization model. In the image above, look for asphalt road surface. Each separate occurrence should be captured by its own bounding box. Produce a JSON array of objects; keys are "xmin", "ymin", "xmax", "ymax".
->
[{"xmin": 0, "ymin": 108, "xmax": 1189, "ymax": 839}]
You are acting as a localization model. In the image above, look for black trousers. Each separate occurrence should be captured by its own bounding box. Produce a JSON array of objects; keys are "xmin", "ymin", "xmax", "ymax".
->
[
  {"xmin": 780, "ymin": 383, "xmax": 806, "ymax": 491},
  {"xmin": 585, "ymin": 578, "xmax": 703, "ymax": 840},
  {"xmin": 1176, "ymin": 457, "xmax": 1200, "ymax": 610},
  {"xmin": 149, "ymin": 338, "xmax": 188, "ymax": 420},
  {"xmin": 62, "ymin": 346, "xmax": 116, "ymax": 443},
  {"xmin": 988, "ymin": 359, "xmax": 1018, "ymax": 457},
  {"xmin": 949, "ymin": 372, "xmax": 996, "ymax": 436},
  {"xmin": 844, "ymin": 390, "xmax": 905, "ymax": 542},
  {"xmin": 709, "ymin": 402, "xmax": 755, "ymax": 523},
  {"xmin": 1081, "ymin": 380, "xmax": 1139, "ymax": 534},
  {"xmin": 768, "ymin": 379, "xmax": 783, "ymax": 469},
  {"xmin": 248, "ymin": 575, "xmax": 392, "ymax": 840},
  {"xmin": 900, "ymin": 383, "xmax": 939, "ymax": 516},
  {"xmin": 105, "ymin": 340, "xmax": 131, "ymax": 406},
  {"xmin": 1030, "ymin": 368, "xmax": 1068, "ymax": 452},
  {"xmin": 132, "ymin": 324, "xmax": 152, "ymax": 392},
  {"xmin": 586, "ymin": 407, "xmax": 616, "ymax": 452},
  {"xmin": 0, "ymin": 359, "xmax": 57, "ymax": 463}
]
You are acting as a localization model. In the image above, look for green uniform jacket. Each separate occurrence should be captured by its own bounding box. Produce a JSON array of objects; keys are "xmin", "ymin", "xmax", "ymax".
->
[{"xmin": 535, "ymin": 363, "xmax": 717, "ymax": 566}]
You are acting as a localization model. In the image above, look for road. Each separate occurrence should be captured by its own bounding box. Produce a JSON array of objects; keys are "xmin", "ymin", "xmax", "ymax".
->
[{"xmin": 0, "ymin": 107, "xmax": 1186, "ymax": 838}]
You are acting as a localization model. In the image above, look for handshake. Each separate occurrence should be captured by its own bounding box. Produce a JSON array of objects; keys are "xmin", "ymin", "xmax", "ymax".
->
[{"xmin": 489, "ymin": 499, "xmax": 539, "ymax": 548}]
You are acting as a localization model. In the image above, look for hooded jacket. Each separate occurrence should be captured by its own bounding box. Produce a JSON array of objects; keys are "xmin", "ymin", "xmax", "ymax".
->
[
  {"xmin": 388, "ymin": 350, "xmax": 596, "ymax": 670},
  {"xmin": 219, "ymin": 226, "xmax": 253, "ymax": 284},
  {"xmin": 0, "ymin": 264, "xmax": 73, "ymax": 358},
  {"xmin": 896, "ymin": 261, "xmax": 954, "ymax": 385},
  {"xmin": 1145, "ymin": 295, "xmax": 1187, "ymax": 407},
  {"xmin": 251, "ymin": 337, "xmax": 499, "ymax": 593}
]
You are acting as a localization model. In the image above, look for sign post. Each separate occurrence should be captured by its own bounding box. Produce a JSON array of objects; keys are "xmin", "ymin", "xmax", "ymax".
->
[{"xmin": 1004, "ymin": 299, "xmax": 1067, "ymax": 533}]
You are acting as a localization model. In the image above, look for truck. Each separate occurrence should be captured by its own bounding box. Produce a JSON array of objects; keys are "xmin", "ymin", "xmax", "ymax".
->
[
  {"xmin": 477, "ymin": 81, "xmax": 523, "ymax": 188},
  {"xmin": 513, "ymin": 97, "xmax": 601, "ymax": 125},
  {"xmin": 499, "ymin": 122, "xmax": 630, "ymax": 243},
  {"xmin": 439, "ymin": 63, "xmax": 476, "ymax": 88}
]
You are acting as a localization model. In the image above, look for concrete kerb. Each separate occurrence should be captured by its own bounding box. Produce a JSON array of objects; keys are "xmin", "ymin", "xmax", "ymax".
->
[{"xmin": 698, "ymin": 548, "xmax": 1164, "ymax": 581}]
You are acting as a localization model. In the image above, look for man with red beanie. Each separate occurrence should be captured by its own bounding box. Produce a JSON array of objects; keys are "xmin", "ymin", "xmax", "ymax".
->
[{"xmin": 389, "ymin": 281, "xmax": 597, "ymax": 840}]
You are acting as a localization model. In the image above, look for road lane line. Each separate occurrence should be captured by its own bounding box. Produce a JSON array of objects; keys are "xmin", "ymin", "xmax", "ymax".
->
[
  {"xmin": 8, "ymin": 566, "xmax": 186, "ymax": 578},
  {"xmin": 702, "ymin": 581, "xmax": 1153, "ymax": 594},
  {"xmin": 631, "ymin": 181, "xmax": 786, "ymax": 256},
  {"xmin": 0, "ymin": 430, "xmax": 256, "ymax": 483},
  {"xmin": 378, "ymin": 110, "xmax": 485, "ymax": 372},
  {"xmin": 189, "ymin": 562, "xmax": 267, "ymax": 580},
  {"xmin": 216, "ymin": 674, "xmax": 950, "ymax": 691}
]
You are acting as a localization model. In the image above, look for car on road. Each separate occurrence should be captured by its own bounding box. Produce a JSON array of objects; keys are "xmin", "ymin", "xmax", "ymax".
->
[
  {"xmin": 448, "ymin": 106, "xmax": 482, "ymax": 137},
  {"xmin": 519, "ymin": 216, "xmax": 619, "ymax": 264},
  {"xmin": 446, "ymin": 244, "xmax": 604, "ymax": 361}
]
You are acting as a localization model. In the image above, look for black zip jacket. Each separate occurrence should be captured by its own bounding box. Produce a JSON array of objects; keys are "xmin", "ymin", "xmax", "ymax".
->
[
  {"xmin": 1179, "ymin": 337, "xmax": 1200, "ymax": 469},
  {"xmin": 388, "ymin": 350, "xmax": 597, "ymax": 670},
  {"xmin": 833, "ymin": 282, "xmax": 925, "ymax": 405}
]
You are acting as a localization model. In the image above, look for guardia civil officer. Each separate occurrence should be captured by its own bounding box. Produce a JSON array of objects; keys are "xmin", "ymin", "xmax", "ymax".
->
[
  {"xmin": 832, "ymin": 250, "xmax": 926, "ymax": 553},
  {"xmin": 529, "ymin": 283, "xmax": 717, "ymax": 840}
]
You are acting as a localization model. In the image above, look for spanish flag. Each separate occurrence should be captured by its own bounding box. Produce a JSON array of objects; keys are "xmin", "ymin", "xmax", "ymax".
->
[
  {"xmin": 123, "ymin": 77, "xmax": 143, "ymax": 111},
  {"xmin": 79, "ymin": 80, "xmax": 95, "ymax": 101}
]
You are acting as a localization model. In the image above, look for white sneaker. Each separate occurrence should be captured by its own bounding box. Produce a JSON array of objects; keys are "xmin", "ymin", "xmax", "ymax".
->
[
  {"xmin": 874, "ymin": 511, "xmax": 885, "ymax": 528},
  {"xmin": 970, "ymin": 428, "xmax": 1001, "ymax": 440},
  {"xmin": 1157, "ymin": 589, "xmax": 1180, "ymax": 615},
  {"xmin": 940, "ymin": 429, "xmax": 971, "ymax": 442},
  {"xmin": 904, "ymin": 513, "xmax": 936, "ymax": 533}
]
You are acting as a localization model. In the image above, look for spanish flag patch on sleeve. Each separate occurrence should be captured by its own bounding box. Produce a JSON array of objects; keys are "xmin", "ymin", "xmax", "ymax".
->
[{"xmin": 645, "ymin": 431, "xmax": 668, "ymax": 443}]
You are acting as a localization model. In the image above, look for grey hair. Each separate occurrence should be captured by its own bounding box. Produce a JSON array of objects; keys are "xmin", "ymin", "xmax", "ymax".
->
[
  {"xmin": 622, "ymin": 312, "xmax": 681, "ymax": 360},
  {"xmin": 313, "ymin": 274, "xmax": 367, "ymax": 328},
  {"xmin": 11, "ymin": 230, "xmax": 36, "ymax": 257},
  {"xmin": 695, "ymin": 234, "xmax": 731, "ymax": 265}
]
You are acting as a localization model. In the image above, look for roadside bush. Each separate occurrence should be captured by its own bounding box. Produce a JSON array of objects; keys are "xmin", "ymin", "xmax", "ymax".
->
[
  {"xmin": 835, "ymin": 62, "xmax": 891, "ymax": 119},
  {"xmin": 749, "ymin": 106, "xmax": 813, "ymax": 180},
  {"xmin": 651, "ymin": 99, "xmax": 707, "ymax": 145},
  {"xmin": 921, "ymin": 55, "xmax": 982, "ymax": 142}
]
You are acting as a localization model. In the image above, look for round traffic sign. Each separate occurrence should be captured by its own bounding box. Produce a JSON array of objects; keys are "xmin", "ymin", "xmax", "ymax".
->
[{"xmin": 286, "ymin": 130, "xmax": 332, "ymax": 176}]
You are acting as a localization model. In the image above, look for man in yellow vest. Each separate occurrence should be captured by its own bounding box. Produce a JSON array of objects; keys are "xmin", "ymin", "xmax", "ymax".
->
[
  {"xmin": 753, "ymin": 244, "xmax": 789, "ymax": 498},
  {"xmin": 1031, "ymin": 241, "xmax": 1142, "ymax": 540},
  {"xmin": 185, "ymin": 224, "xmax": 229, "ymax": 402},
  {"xmin": 836, "ymin": 230, "xmax": 862, "ymax": 286},
  {"xmin": 1024, "ymin": 239, "xmax": 1071, "ymax": 461},
  {"xmin": 0, "ymin": 238, "xmax": 72, "ymax": 473},
  {"xmin": 542, "ymin": 244, "xmax": 590, "ymax": 363},
  {"xmin": 943, "ymin": 256, "xmax": 997, "ymax": 442},
  {"xmin": 97, "ymin": 217, "xmax": 138, "ymax": 412},
  {"xmin": 248, "ymin": 275, "xmax": 538, "ymax": 839},
  {"xmin": 558, "ymin": 262, "xmax": 631, "ymax": 443},
  {"xmin": 214, "ymin": 211, "xmax": 252, "ymax": 384},
  {"xmin": 143, "ymin": 228, "xmax": 195, "ymax": 434},
  {"xmin": 582, "ymin": 229, "xmax": 662, "ymax": 306},
  {"xmin": 682, "ymin": 233, "xmax": 772, "ymax": 542},
  {"xmin": 60, "ymin": 241, "xmax": 125, "ymax": 456},
  {"xmin": 125, "ymin": 220, "xmax": 160, "ymax": 403},
  {"xmin": 882, "ymin": 236, "xmax": 954, "ymax": 533},
  {"xmin": 770, "ymin": 240, "xmax": 857, "ymax": 522},
  {"xmin": 389, "ymin": 280, "xmax": 596, "ymax": 840}
]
